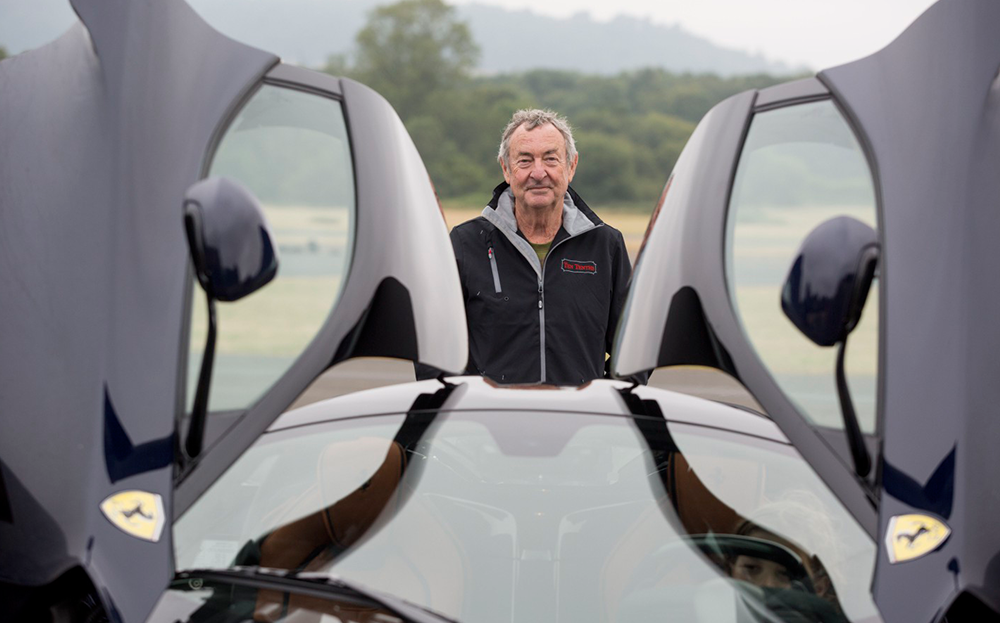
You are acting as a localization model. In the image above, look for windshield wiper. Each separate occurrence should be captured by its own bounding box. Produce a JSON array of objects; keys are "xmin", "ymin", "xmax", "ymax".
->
[{"xmin": 174, "ymin": 567, "xmax": 459, "ymax": 623}]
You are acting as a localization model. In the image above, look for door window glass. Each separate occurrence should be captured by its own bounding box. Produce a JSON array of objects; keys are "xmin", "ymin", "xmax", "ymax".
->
[
  {"xmin": 726, "ymin": 100, "xmax": 878, "ymax": 432},
  {"xmin": 187, "ymin": 84, "xmax": 355, "ymax": 412}
]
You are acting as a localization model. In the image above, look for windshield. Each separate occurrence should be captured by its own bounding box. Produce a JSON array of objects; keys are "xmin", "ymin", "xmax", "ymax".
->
[{"xmin": 173, "ymin": 407, "xmax": 879, "ymax": 622}]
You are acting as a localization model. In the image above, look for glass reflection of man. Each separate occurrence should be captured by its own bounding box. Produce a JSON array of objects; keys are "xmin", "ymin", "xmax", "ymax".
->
[{"xmin": 730, "ymin": 522, "xmax": 804, "ymax": 590}]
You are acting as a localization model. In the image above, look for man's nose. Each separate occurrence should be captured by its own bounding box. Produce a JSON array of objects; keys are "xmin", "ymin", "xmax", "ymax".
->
[{"xmin": 529, "ymin": 160, "xmax": 548, "ymax": 178}]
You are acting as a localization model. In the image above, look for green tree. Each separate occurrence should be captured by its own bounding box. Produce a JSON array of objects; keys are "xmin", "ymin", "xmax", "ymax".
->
[
  {"xmin": 419, "ymin": 83, "xmax": 534, "ymax": 199},
  {"xmin": 0, "ymin": 46, "xmax": 8, "ymax": 61},
  {"xmin": 573, "ymin": 131, "xmax": 643, "ymax": 203},
  {"xmin": 321, "ymin": 3, "xmax": 797, "ymax": 209},
  {"xmin": 352, "ymin": 0, "xmax": 478, "ymax": 119}
]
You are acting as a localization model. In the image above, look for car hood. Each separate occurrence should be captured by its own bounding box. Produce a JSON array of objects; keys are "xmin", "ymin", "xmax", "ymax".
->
[
  {"xmin": 612, "ymin": 0, "xmax": 1000, "ymax": 619},
  {"xmin": 0, "ymin": 1, "xmax": 467, "ymax": 621}
]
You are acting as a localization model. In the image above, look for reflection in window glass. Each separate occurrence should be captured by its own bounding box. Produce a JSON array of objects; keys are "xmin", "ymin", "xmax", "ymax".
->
[
  {"xmin": 188, "ymin": 84, "xmax": 355, "ymax": 412},
  {"xmin": 726, "ymin": 101, "xmax": 878, "ymax": 432}
]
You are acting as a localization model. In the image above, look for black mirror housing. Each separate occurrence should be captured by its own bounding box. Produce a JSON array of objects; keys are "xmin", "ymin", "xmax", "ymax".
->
[
  {"xmin": 183, "ymin": 176, "xmax": 278, "ymax": 302},
  {"xmin": 781, "ymin": 216, "xmax": 878, "ymax": 347}
]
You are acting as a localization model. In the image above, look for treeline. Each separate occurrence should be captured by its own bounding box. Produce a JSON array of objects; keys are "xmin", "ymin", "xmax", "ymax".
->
[
  {"xmin": 0, "ymin": 4, "xmax": 795, "ymax": 209},
  {"xmin": 324, "ymin": 0, "xmax": 798, "ymax": 209},
  {"xmin": 448, "ymin": 70, "xmax": 792, "ymax": 205},
  {"xmin": 324, "ymin": 0, "xmax": 795, "ymax": 208}
]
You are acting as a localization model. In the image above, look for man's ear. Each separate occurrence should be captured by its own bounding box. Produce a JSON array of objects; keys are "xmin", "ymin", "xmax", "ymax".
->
[
  {"xmin": 500, "ymin": 158, "xmax": 512, "ymax": 184},
  {"xmin": 567, "ymin": 153, "xmax": 579, "ymax": 182}
]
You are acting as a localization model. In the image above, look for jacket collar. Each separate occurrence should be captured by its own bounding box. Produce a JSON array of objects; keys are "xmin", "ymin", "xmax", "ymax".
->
[
  {"xmin": 481, "ymin": 182, "xmax": 602, "ymax": 278},
  {"xmin": 484, "ymin": 182, "xmax": 603, "ymax": 238}
]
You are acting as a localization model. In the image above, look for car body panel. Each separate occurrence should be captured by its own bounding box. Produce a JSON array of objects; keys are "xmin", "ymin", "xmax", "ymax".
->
[
  {"xmin": 753, "ymin": 77, "xmax": 830, "ymax": 110},
  {"xmin": 173, "ymin": 66, "xmax": 469, "ymax": 516},
  {"xmin": 610, "ymin": 87, "xmax": 878, "ymax": 535},
  {"xmin": 819, "ymin": 0, "xmax": 1000, "ymax": 618},
  {"xmin": 613, "ymin": 0, "xmax": 1000, "ymax": 619},
  {"xmin": 0, "ymin": 2, "xmax": 276, "ymax": 620},
  {"xmin": 0, "ymin": 0, "xmax": 467, "ymax": 620}
]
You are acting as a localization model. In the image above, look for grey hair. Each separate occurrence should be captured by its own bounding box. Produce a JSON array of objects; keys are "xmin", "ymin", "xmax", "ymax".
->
[{"xmin": 497, "ymin": 109, "xmax": 577, "ymax": 168}]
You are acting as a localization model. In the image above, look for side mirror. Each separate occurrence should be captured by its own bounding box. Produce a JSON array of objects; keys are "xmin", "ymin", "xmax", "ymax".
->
[
  {"xmin": 780, "ymin": 216, "xmax": 878, "ymax": 479},
  {"xmin": 182, "ymin": 176, "xmax": 278, "ymax": 459},
  {"xmin": 781, "ymin": 216, "xmax": 878, "ymax": 347},
  {"xmin": 183, "ymin": 176, "xmax": 278, "ymax": 303}
]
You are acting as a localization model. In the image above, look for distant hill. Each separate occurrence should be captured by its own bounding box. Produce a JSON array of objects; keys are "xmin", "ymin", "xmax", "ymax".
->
[
  {"xmin": 461, "ymin": 4, "xmax": 796, "ymax": 76},
  {"xmin": 1, "ymin": 0, "xmax": 802, "ymax": 76}
]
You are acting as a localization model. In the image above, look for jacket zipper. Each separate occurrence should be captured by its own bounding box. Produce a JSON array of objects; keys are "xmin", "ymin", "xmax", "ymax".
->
[
  {"xmin": 536, "ymin": 225, "xmax": 603, "ymax": 383},
  {"xmin": 488, "ymin": 247, "xmax": 502, "ymax": 293}
]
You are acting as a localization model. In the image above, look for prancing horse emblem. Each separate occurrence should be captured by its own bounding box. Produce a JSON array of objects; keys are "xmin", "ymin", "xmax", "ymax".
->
[
  {"xmin": 100, "ymin": 490, "xmax": 165, "ymax": 542},
  {"xmin": 896, "ymin": 525, "xmax": 930, "ymax": 546},
  {"xmin": 886, "ymin": 514, "xmax": 951, "ymax": 563},
  {"xmin": 121, "ymin": 504, "xmax": 153, "ymax": 521}
]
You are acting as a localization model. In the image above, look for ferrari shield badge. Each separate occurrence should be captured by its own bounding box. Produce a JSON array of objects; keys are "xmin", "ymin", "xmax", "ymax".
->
[
  {"xmin": 100, "ymin": 490, "xmax": 165, "ymax": 542},
  {"xmin": 885, "ymin": 514, "xmax": 951, "ymax": 563}
]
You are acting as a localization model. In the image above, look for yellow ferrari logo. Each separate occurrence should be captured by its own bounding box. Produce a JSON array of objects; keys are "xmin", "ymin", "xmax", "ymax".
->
[
  {"xmin": 885, "ymin": 514, "xmax": 950, "ymax": 563},
  {"xmin": 99, "ymin": 490, "xmax": 165, "ymax": 542}
]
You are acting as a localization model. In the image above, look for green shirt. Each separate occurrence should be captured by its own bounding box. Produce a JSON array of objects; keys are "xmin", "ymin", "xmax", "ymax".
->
[{"xmin": 530, "ymin": 241, "xmax": 552, "ymax": 266}]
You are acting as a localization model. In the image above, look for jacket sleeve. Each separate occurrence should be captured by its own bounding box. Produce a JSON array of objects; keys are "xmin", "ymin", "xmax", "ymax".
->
[{"xmin": 605, "ymin": 229, "xmax": 649, "ymax": 384}]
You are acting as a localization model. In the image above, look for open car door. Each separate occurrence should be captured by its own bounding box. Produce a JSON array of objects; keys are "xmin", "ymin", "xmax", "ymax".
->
[
  {"xmin": 612, "ymin": 0, "xmax": 1000, "ymax": 620},
  {"xmin": 0, "ymin": 1, "xmax": 466, "ymax": 621}
]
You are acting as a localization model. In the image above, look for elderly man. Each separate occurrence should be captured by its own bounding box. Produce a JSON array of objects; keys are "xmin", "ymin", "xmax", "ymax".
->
[{"xmin": 449, "ymin": 109, "xmax": 634, "ymax": 385}]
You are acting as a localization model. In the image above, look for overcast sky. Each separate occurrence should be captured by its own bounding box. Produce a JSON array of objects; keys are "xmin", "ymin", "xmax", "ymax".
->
[
  {"xmin": 2, "ymin": 0, "xmax": 938, "ymax": 70},
  {"xmin": 454, "ymin": 0, "xmax": 937, "ymax": 70}
]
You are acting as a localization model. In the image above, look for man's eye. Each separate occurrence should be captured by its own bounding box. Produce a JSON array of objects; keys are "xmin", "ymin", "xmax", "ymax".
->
[{"xmin": 545, "ymin": 157, "xmax": 559, "ymax": 164}]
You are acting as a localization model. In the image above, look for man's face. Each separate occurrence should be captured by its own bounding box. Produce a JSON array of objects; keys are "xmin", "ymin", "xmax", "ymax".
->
[{"xmin": 501, "ymin": 123, "xmax": 578, "ymax": 213}]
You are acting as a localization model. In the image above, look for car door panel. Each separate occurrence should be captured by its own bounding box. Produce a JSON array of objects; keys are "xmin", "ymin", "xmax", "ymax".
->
[
  {"xmin": 614, "ymin": 1, "xmax": 1000, "ymax": 619},
  {"xmin": 175, "ymin": 68, "xmax": 468, "ymax": 512},
  {"xmin": 0, "ymin": 1, "xmax": 278, "ymax": 621},
  {"xmin": 611, "ymin": 84, "xmax": 880, "ymax": 538},
  {"xmin": 0, "ymin": 2, "xmax": 467, "ymax": 621},
  {"xmin": 820, "ymin": 0, "xmax": 1000, "ymax": 619}
]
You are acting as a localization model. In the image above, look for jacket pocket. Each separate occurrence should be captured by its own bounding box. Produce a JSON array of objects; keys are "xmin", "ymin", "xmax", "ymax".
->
[{"xmin": 488, "ymin": 246, "xmax": 502, "ymax": 293}]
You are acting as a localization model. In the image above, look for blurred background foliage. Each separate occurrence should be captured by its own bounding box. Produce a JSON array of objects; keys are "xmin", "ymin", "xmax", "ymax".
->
[
  {"xmin": 325, "ymin": 0, "xmax": 796, "ymax": 209},
  {"xmin": 0, "ymin": 0, "xmax": 798, "ymax": 211}
]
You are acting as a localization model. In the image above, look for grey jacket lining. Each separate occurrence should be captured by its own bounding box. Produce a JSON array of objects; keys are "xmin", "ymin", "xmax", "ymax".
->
[{"xmin": 480, "ymin": 187, "xmax": 598, "ymax": 278}]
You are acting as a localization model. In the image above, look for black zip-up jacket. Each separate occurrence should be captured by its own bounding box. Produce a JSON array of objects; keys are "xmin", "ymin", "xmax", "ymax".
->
[{"xmin": 450, "ymin": 182, "xmax": 632, "ymax": 385}]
